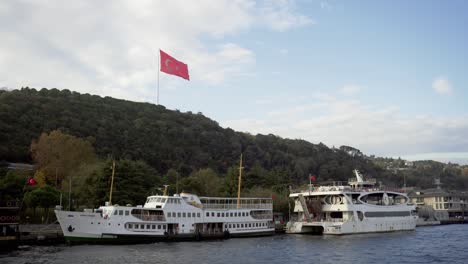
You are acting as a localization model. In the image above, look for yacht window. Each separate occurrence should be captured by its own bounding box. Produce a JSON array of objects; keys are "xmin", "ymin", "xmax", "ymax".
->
[
  {"xmin": 119, "ymin": 210, "xmax": 123, "ymax": 215},
  {"xmin": 128, "ymin": 224, "xmax": 132, "ymax": 229},
  {"xmin": 211, "ymin": 212, "xmax": 215, "ymax": 217},
  {"xmin": 152, "ymin": 225, "xmax": 156, "ymax": 229},
  {"xmin": 237, "ymin": 224, "xmax": 240, "ymax": 228},
  {"xmin": 178, "ymin": 212, "xmax": 181, "ymax": 217},
  {"xmin": 197, "ymin": 213, "xmax": 200, "ymax": 218},
  {"xmin": 234, "ymin": 212, "xmax": 237, "ymax": 217},
  {"xmin": 188, "ymin": 212, "xmax": 191, "ymax": 218},
  {"xmin": 206, "ymin": 212, "xmax": 209, "ymax": 217},
  {"xmin": 146, "ymin": 224, "xmax": 150, "ymax": 229},
  {"xmin": 125, "ymin": 211, "xmax": 129, "ymax": 216},
  {"xmin": 241, "ymin": 224, "xmax": 244, "ymax": 228},
  {"xmin": 230, "ymin": 212, "xmax": 233, "ymax": 217},
  {"xmin": 217, "ymin": 212, "xmax": 220, "ymax": 217},
  {"xmin": 114, "ymin": 210, "xmax": 118, "ymax": 215},
  {"xmin": 222, "ymin": 213, "xmax": 225, "ymax": 217},
  {"xmin": 158, "ymin": 225, "xmax": 161, "ymax": 229}
]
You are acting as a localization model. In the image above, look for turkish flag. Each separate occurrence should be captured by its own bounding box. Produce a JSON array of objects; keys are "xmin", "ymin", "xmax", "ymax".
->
[
  {"xmin": 27, "ymin": 177, "xmax": 37, "ymax": 186},
  {"xmin": 160, "ymin": 50, "xmax": 190, "ymax": 80}
]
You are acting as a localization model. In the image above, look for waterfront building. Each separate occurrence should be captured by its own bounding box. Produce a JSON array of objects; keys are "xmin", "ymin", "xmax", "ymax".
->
[{"xmin": 408, "ymin": 188, "xmax": 468, "ymax": 223}]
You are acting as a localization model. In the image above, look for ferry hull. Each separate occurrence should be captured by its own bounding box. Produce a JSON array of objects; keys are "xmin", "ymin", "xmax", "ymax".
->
[
  {"xmin": 56, "ymin": 209, "xmax": 275, "ymax": 244},
  {"xmin": 286, "ymin": 216, "xmax": 417, "ymax": 235}
]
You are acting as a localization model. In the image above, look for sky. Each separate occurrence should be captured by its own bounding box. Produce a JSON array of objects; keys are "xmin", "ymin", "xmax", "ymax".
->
[{"xmin": 1, "ymin": 0, "xmax": 468, "ymax": 164}]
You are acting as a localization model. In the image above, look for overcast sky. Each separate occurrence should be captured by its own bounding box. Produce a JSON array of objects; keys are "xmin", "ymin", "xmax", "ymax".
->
[{"xmin": 1, "ymin": 0, "xmax": 467, "ymax": 164}]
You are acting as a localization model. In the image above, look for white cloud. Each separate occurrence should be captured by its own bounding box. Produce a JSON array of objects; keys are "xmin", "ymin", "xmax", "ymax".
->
[
  {"xmin": 432, "ymin": 76, "xmax": 453, "ymax": 95},
  {"xmin": 0, "ymin": 0, "xmax": 312, "ymax": 102},
  {"xmin": 222, "ymin": 93, "xmax": 468, "ymax": 158},
  {"xmin": 258, "ymin": 0, "xmax": 315, "ymax": 31},
  {"xmin": 339, "ymin": 84, "xmax": 362, "ymax": 95}
]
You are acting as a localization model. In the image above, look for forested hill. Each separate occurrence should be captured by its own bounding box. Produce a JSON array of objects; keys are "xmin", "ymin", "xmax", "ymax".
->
[{"xmin": 2, "ymin": 87, "xmax": 464, "ymax": 190}]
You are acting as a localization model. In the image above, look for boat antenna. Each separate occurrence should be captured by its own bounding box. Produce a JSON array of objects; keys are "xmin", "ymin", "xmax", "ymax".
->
[
  {"xmin": 109, "ymin": 159, "xmax": 116, "ymax": 205},
  {"xmin": 237, "ymin": 153, "xmax": 244, "ymax": 209}
]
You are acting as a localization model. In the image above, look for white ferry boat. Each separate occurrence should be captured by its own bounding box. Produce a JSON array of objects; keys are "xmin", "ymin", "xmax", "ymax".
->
[
  {"xmin": 285, "ymin": 170, "xmax": 418, "ymax": 235},
  {"xmin": 55, "ymin": 193, "xmax": 274, "ymax": 243}
]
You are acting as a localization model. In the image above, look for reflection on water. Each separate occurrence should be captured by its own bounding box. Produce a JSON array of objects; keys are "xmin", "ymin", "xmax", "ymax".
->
[{"xmin": 2, "ymin": 224, "xmax": 467, "ymax": 264}]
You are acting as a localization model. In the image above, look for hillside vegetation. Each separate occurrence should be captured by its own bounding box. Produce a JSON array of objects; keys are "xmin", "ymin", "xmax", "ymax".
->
[{"xmin": 1, "ymin": 88, "xmax": 467, "ymax": 214}]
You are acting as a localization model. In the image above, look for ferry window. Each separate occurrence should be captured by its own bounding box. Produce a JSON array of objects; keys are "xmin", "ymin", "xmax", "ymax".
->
[
  {"xmin": 222, "ymin": 213, "xmax": 225, "ymax": 217},
  {"xmin": 237, "ymin": 224, "xmax": 239, "ymax": 228},
  {"xmin": 183, "ymin": 212, "xmax": 186, "ymax": 217},
  {"xmin": 125, "ymin": 211, "xmax": 129, "ymax": 216},
  {"xmin": 152, "ymin": 225, "xmax": 156, "ymax": 229},
  {"xmin": 114, "ymin": 210, "xmax": 118, "ymax": 215},
  {"xmin": 217, "ymin": 212, "xmax": 220, "ymax": 217},
  {"xmin": 230, "ymin": 212, "xmax": 233, "ymax": 217},
  {"xmin": 249, "ymin": 223, "xmax": 251, "ymax": 227},
  {"xmin": 197, "ymin": 213, "xmax": 200, "ymax": 218},
  {"xmin": 241, "ymin": 224, "xmax": 244, "ymax": 228},
  {"xmin": 158, "ymin": 225, "xmax": 161, "ymax": 229},
  {"xmin": 119, "ymin": 210, "xmax": 123, "ymax": 215},
  {"xmin": 206, "ymin": 212, "xmax": 209, "ymax": 217},
  {"xmin": 256, "ymin": 223, "xmax": 258, "ymax": 227},
  {"xmin": 234, "ymin": 212, "xmax": 237, "ymax": 217},
  {"xmin": 161, "ymin": 198, "xmax": 166, "ymax": 203},
  {"xmin": 128, "ymin": 224, "xmax": 132, "ymax": 228},
  {"xmin": 146, "ymin": 224, "xmax": 150, "ymax": 229},
  {"xmin": 211, "ymin": 212, "xmax": 215, "ymax": 217},
  {"xmin": 178, "ymin": 212, "xmax": 181, "ymax": 217},
  {"xmin": 228, "ymin": 224, "xmax": 231, "ymax": 228}
]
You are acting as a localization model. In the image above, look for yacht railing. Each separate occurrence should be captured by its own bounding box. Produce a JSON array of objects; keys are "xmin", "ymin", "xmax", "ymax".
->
[{"xmin": 202, "ymin": 204, "xmax": 273, "ymax": 210}]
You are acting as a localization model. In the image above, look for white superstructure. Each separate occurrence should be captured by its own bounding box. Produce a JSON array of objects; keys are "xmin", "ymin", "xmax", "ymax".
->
[
  {"xmin": 55, "ymin": 192, "xmax": 274, "ymax": 243},
  {"xmin": 286, "ymin": 170, "xmax": 418, "ymax": 235}
]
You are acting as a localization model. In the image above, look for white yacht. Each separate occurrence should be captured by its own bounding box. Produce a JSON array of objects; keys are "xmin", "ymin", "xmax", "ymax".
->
[
  {"xmin": 55, "ymin": 193, "xmax": 274, "ymax": 243},
  {"xmin": 286, "ymin": 170, "xmax": 418, "ymax": 235}
]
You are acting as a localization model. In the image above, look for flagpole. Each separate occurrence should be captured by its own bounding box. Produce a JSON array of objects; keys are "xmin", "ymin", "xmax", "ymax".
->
[{"xmin": 157, "ymin": 49, "xmax": 160, "ymax": 105}]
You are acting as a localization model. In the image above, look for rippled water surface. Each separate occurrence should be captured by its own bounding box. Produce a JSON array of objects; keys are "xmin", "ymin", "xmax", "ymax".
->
[{"xmin": 2, "ymin": 224, "xmax": 468, "ymax": 264}]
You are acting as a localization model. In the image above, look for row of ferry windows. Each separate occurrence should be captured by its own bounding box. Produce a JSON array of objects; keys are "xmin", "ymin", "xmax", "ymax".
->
[
  {"xmin": 167, "ymin": 212, "xmax": 201, "ymax": 218},
  {"xmin": 227, "ymin": 222, "xmax": 267, "ymax": 229},
  {"xmin": 126, "ymin": 223, "xmax": 166, "ymax": 230},
  {"xmin": 207, "ymin": 212, "xmax": 248, "ymax": 217},
  {"xmin": 165, "ymin": 212, "xmax": 249, "ymax": 218},
  {"xmin": 114, "ymin": 210, "xmax": 130, "ymax": 216}
]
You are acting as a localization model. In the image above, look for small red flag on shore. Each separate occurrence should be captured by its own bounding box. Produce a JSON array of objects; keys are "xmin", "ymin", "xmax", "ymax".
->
[
  {"xmin": 160, "ymin": 50, "xmax": 190, "ymax": 80},
  {"xmin": 310, "ymin": 175, "xmax": 316, "ymax": 182},
  {"xmin": 27, "ymin": 177, "xmax": 37, "ymax": 186}
]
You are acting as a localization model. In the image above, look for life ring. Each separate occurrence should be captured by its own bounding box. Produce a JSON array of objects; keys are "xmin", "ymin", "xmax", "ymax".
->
[{"xmin": 382, "ymin": 193, "xmax": 389, "ymax": 206}]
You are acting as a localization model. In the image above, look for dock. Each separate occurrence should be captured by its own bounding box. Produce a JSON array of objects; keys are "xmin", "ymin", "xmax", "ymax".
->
[{"xmin": 19, "ymin": 223, "xmax": 64, "ymax": 244}]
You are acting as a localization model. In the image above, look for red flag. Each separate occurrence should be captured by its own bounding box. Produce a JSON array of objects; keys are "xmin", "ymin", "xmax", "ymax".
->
[
  {"xmin": 27, "ymin": 177, "xmax": 37, "ymax": 186},
  {"xmin": 159, "ymin": 50, "xmax": 190, "ymax": 80},
  {"xmin": 310, "ymin": 175, "xmax": 316, "ymax": 182}
]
